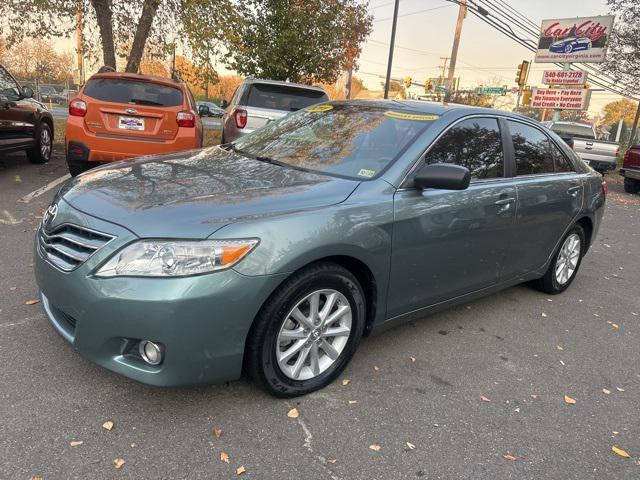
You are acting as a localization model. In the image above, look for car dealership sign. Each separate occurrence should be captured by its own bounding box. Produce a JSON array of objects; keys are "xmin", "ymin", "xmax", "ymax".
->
[
  {"xmin": 531, "ymin": 88, "xmax": 590, "ymax": 110},
  {"xmin": 534, "ymin": 15, "xmax": 614, "ymax": 63}
]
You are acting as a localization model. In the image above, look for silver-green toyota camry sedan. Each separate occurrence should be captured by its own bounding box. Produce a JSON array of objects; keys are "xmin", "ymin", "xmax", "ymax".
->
[{"xmin": 35, "ymin": 100, "xmax": 605, "ymax": 397}]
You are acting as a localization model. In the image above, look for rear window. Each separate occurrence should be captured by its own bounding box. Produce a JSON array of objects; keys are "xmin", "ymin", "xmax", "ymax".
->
[
  {"xmin": 84, "ymin": 78, "xmax": 183, "ymax": 107},
  {"xmin": 245, "ymin": 83, "xmax": 328, "ymax": 111},
  {"xmin": 550, "ymin": 123, "xmax": 594, "ymax": 139}
]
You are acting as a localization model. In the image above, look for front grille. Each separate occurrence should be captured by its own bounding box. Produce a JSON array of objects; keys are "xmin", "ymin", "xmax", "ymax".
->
[{"xmin": 39, "ymin": 224, "xmax": 114, "ymax": 271}]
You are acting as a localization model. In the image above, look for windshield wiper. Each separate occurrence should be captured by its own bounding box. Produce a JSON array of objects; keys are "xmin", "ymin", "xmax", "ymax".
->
[
  {"xmin": 129, "ymin": 98, "xmax": 163, "ymax": 106},
  {"xmin": 227, "ymin": 144, "xmax": 289, "ymax": 169}
]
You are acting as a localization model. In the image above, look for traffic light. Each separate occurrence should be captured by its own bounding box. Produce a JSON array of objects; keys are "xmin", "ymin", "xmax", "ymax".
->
[
  {"xmin": 404, "ymin": 76, "xmax": 412, "ymax": 89},
  {"xmin": 424, "ymin": 79, "xmax": 432, "ymax": 92},
  {"xmin": 521, "ymin": 87, "xmax": 532, "ymax": 106},
  {"xmin": 515, "ymin": 61, "xmax": 529, "ymax": 87}
]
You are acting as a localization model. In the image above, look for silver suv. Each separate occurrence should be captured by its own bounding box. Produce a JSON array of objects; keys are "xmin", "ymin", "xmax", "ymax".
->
[{"xmin": 220, "ymin": 78, "xmax": 328, "ymax": 143}]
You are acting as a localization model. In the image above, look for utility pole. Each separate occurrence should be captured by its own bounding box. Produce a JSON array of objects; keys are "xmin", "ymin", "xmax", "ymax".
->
[
  {"xmin": 628, "ymin": 100, "xmax": 640, "ymax": 149},
  {"xmin": 383, "ymin": 0, "xmax": 400, "ymax": 99},
  {"xmin": 439, "ymin": 57, "xmax": 450, "ymax": 84},
  {"xmin": 75, "ymin": 1, "xmax": 84, "ymax": 86},
  {"xmin": 446, "ymin": 0, "xmax": 466, "ymax": 99}
]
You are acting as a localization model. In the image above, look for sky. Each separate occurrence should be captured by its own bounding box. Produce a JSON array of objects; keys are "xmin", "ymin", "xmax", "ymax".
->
[{"xmin": 357, "ymin": 0, "xmax": 621, "ymax": 115}]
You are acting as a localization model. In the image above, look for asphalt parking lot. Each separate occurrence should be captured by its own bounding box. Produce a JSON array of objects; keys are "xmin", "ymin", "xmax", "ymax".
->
[{"xmin": 1, "ymin": 145, "xmax": 639, "ymax": 480}]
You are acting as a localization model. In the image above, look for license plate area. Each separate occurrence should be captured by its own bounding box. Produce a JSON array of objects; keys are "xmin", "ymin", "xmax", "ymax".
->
[{"xmin": 119, "ymin": 116, "xmax": 145, "ymax": 131}]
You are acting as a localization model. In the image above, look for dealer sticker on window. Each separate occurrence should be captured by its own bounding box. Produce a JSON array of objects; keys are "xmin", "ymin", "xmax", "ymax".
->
[
  {"xmin": 119, "ymin": 116, "xmax": 145, "ymax": 131},
  {"xmin": 384, "ymin": 111, "xmax": 439, "ymax": 121},
  {"xmin": 306, "ymin": 104, "xmax": 334, "ymax": 112},
  {"xmin": 357, "ymin": 168, "xmax": 376, "ymax": 178}
]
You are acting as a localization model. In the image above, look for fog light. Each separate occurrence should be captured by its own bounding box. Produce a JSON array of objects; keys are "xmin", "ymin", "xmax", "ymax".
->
[{"xmin": 139, "ymin": 340, "xmax": 163, "ymax": 365}]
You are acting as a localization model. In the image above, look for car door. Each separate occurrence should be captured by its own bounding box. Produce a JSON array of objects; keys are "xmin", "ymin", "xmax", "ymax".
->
[
  {"xmin": 0, "ymin": 66, "xmax": 35, "ymax": 152},
  {"xmin": 387, "ymin": 116, "xmax": 518, "ymax": 318},
  {"xmin": 502, "ymin": 119, "xmax": 583, "ymax": 279}
]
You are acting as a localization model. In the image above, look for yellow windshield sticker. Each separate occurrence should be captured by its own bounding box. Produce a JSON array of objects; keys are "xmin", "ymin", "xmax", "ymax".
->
[
  {"xmin": 384, "ymin": 111, "xmax": 438, "ymax": 121},
  {"xmin": 357, "ymin": 168, "xmax": 376, "ymax": 178},
  {"xmin": 306, "ymin": 104, "xmax": 334, "ymax": 112}
]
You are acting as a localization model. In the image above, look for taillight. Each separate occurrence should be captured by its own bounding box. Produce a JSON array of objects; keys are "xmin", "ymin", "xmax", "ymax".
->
[
  {"xmin": 601, "ymin": 180, "xmax": 607, "ymax": 198},
  {"xmin": 176, "ymin": 111, "xmax": 195, "ymax": 128},
  {"xmin": 233, "ymin": 108, "xmax": 247, "ymax": 129},
  {"xmin": 69, "ymin": 99, "xmax": 87, "ymax": 117}
]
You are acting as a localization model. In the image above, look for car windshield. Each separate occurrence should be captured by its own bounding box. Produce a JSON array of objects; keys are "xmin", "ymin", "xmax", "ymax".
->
[
  {"xmin": 246, "ymin": 83, "xmax": 329, "ymax": 111},
  {"xmin": 232, "ymin": 103, "xmax": 437, "ymax": 180},
  {"xmin": 84, "ymin": 78, "xmax": 183, "ymax": 107},
  {"xmin": 551, "ymin": 123, "xmax": 594, "ymax": 139}
]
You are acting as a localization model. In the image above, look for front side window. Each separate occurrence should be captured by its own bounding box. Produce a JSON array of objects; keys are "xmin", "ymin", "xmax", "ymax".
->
[
  {"xmin": 0, "ymin": 67, "xmax": 21, "ymax": 99},
  {"xmin": 508, "ymin": 121, "xmax": 555, "ymax": 175},
  {"xmin": 233, "ymin": 104, "xmax": 437, "ymax": 180},
  {"xmin": 425, "ymin": 117, "xmax": 504, "ymax": 179}
]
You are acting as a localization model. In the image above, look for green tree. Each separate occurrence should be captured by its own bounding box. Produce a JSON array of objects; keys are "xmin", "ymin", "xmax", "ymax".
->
[
  {"xmin": 222, "ymin": 0, "xmax": 372, "ymax": 83},
  {"xmin": 449, "ymin": 91, "xmax": 494, "ymax": 107},
  {"xmin": 560, "ymin": 109, "xmax": 590, "ymax": 123}
]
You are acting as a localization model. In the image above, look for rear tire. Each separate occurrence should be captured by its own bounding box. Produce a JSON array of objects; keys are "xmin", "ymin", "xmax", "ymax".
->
[
  {"xmin": 246, "ymin": 262, "xmax": 366, "ymax": 397},
  {"xmin": 624, "ymin": 178, "xmax": 640, "ymax": 194},
  {"xmin": 27, "ymin": 123, "xmax": 52, "ymax": 164},
  {"xmin": 68, "ymin": 162, "xmax": 91, "ymax": 177},
  {"xmin": 531, "ymin": 224, "xmax": 585, "ymax": 295}
]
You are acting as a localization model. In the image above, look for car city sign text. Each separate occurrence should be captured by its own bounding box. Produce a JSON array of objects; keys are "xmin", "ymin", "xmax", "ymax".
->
[{"xmin": 534, "ymin": 15, "xmax": 614, "ymax": 64}]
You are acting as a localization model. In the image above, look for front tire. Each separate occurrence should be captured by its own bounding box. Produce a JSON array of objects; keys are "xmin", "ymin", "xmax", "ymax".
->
[
  {"xmin": 246, "ymin": 262, "xmax": 366, "ymax": 397},
  {"xmin": 27, "ymin": 123, "xmax": 52, "ymax": 164},
  {"xmin": 532, "ymin": 224, "xmax": 585, "ymax": 294}
]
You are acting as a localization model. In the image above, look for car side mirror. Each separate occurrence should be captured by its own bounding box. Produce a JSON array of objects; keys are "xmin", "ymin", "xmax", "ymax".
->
[
  {"xmin": 198, "ymin": 105, "xmax": 210, "ymax": 117},
  {"xmin": 219, "ymin": 99, "xmax": 228, "ymax": 109},
  {"xmin": 22, "ymin": 86, "xmax": 34, "ymax": 99},
  {"xmin": 414, "ymin": 163, "xmax": 471, "ymax": 190}
]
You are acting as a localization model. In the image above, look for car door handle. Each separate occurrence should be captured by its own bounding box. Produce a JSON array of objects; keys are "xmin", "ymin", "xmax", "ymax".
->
[
  {"xmin": 567, "ymin": 186, "xmax": 582, "ymax": 197},
  {"xmin": 494, "ymin": 197, "xmax": 516, "ymax": 206}
]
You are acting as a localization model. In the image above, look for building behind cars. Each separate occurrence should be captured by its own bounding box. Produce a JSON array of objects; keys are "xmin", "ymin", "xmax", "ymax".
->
[
  {"xmin": 221, "ymin": 78, "xmax": 328, "ymax": 143},
  {"xmin": 65, "ymin": 71, "xmax": 203, "ymax": 176}
]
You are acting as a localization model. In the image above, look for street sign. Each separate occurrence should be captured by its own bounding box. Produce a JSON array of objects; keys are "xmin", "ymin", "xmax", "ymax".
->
[
  {"xmin": 534, "ymin": 15, "xmax": 614, "ymax": 63},
  {"xmin": 475, "ymin": 86, "xmax": 507, "ymax": 95},
  {"xmin": 434, "ymin": 85, "xmax": 446, "ymax": 93},
  {"xmin": 531, "ymin": 88, "xmax": 590, "ymax": 110},
  {"xmin": 542, "ymin": 70, "xmax": 588, "ymax": 85}
]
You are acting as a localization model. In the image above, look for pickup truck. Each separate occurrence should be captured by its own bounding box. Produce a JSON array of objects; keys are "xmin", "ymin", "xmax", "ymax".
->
[
  {"xmin": 620, "ymin": 145, "xmax": 640, "ymax": 194},
  {"xmin": 544, "ymin": 121, "xmax": 619, "ymax": 174}
]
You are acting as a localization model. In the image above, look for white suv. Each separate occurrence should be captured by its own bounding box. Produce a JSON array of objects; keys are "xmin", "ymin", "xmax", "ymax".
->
[{"xmin": 220, "ymin": 78, "xmax": 328, "ymax": 143}]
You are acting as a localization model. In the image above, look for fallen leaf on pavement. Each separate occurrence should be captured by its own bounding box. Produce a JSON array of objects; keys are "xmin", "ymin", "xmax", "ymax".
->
[
  {"xmin": 9, "ymin": 286, "xmax": 16, "ymax": 291},
  {"xmin": 236, "ymin": 466, "xmax": 246, "ymax": 475},
  {"xmin": 114, "ymin": 458, "xmax": 125, "ymax": 469},
  {"xmin": 31, "ymin": 476, "xmax": 43, "ymax": 480},
  {"xmin": 503, "ymin": 454, "xmax": 517, "ymax": 461},
  {"xmin": 69, "ymin": 441, "xmax": 83, "ymax": 447},
  {"xmin": 341, "ymin": 379, "xmax": 350, "ymax": 386},
  {"xmin": 541, "ymin": 313, "xmax": 547, "ymax": 317},
  {"xmin": 369, "ymin": 444, "xmax": 381, "ymax": 452},
  {"xmin": 616, "ymin": 387, "xmax": 625, "ymax": 392},
  {"xmin": 556, "ymin": 345, "xmax": 563, "ymax": 351},
  {"xmin": 480, "ymin": 395, "xmax": 491, "ymax": 402},
  {"xmin": 373, "ymin": 365, "xmax": 380, "ymax": 372},
  {"xmin": 220, "ymin": 452, "xmax": 230, "ymax": 463},
  {"xmin": 409, "ymin": 356, "xmax": 416, "ymax": 363},
  {"xmin": 287, "ymin": 408, "xmax": 299, "ymax": 418},
  {"xmin": 612, "ymin": 446, "xmax": 630, "ymax": 458},
  {"xmin": 602, "ymin": 388, "xmax": 611, "ymax": 394},
  {"xmin": 564, "ymin": 395, "xmax": 576, "ymax": 405},
  {"xmin": 214, "ymin": 428, "xmax": 223, "ymax": 439},
  {"xmin": 607, "ymin": 321, "xmax": 619, "ymax": 329},
  {"xmin": 25, "ymin": 299, "xmax": 40, "ymax": 305},
  {"xmin": 348, "ymin": 400, "xmax": 358, "ymax": 404},
  {"xmin": 102, "ymin": 420, "xmax": 114, "ymax": 431},
  {"xmin": 326, "ymin": 459, "xmax": 337, "ymax": 464},
  {"xmin": 531, "ymin": 394, "xmax": 538, "ymax": 399},
  {"xmin": 406, "ymin": 442, "xmax": 416, "ymax": 450}
]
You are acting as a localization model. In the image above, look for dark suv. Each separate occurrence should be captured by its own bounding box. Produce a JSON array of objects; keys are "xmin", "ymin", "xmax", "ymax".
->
[{"xmin": 0, "ymin": 64, "xmax": 54, "ymax": 164}]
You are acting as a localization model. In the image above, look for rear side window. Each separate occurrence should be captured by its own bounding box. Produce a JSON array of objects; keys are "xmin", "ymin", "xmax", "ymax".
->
[
  {"xmin": 245, "ymin": 83, "xmax": 328, "ymax": 111},
  {"xmin": 0, "ymin": 66, "xmax": 21, "ymax": 99},
  {"xmin": 551, "ymin": 123, "xmax": 594, "ymax": 139},
  {"xmin": 84, "ymin": 78, "xmax": 183, "ymax": 107},
  {"xmin": 508, "ymin": 121, "xmax": 555, "ymax": 175},
  {"xmin": 426, "ymin": 117, "xmax": 504, "ymax": 179}
]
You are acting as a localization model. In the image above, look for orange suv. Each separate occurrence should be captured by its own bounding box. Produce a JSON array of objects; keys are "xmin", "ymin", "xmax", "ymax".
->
[{"xmin": 66, "ymin": 71, "xmax": 203, "ymax": 176}]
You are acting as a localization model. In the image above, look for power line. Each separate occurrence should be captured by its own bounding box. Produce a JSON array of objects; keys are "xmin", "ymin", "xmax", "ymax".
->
[{"xmin": 374, "ymin": 4, "xmax": 452, "ymax": 22}]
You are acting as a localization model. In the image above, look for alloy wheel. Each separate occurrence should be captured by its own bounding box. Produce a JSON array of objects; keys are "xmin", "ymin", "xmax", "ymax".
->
[
  {"xmin": 40, "ymin": 128, "xmax": 51, "ymax": 159},
  {"xmin": 555, "ymin": 233, "xmax": 581, "ymax": 285},
  {"xmin": 276, "ymin": 289, "xmax": 352, "ymax": 381}
]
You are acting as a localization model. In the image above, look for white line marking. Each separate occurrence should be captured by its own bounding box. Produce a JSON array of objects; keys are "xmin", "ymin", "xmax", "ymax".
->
[
  {"xmin": 19, "ymin": 174, "xmax": 71, "ymax": 203},
  {"xmin": 0, "ymin": 210, "xmax": 22, "ymax": 225}
]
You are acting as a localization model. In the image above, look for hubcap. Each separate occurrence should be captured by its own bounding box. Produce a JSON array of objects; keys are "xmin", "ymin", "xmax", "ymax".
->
[
  {"xmin": 276, "ymin": 289, "xmax": 352, "ymax": 381},
  {"xmin": 555, "ymin": 233, "xmax": 581, "ymax": 285},
  {"xmin": 40, "ymin": 128, "xmax": 51, "ymax": 159}
]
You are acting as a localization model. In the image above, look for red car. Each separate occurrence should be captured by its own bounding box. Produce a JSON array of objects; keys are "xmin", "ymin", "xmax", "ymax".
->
[{"xmin": 621, "ymin": 145, "xmax": 640, "ymax": 194}]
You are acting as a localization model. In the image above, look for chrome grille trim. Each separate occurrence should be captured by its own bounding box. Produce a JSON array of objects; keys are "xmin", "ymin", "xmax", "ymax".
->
[{"xmin": 38, "ymin": 223, "xmax": 115, "ymax": 272}]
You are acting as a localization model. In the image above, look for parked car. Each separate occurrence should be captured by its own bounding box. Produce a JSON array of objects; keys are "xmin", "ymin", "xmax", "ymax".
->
[
  {"xmin": 196, "ymin": 101, "xmax": 225, "ymax": 117},
  {"xmin": 52, "ymin": 89, "xmax": 78, "ymax": 104},
  {"xmin": 221, "ymin": 78, "xmax": 328, "ymax": 143},
  {"xmin": 37, "ymin": 85, "xmax": 59, "ymax": 103},
  {"xmin": 548, "ymin": 36, "xmax": 592, "ymax": 54},
  {"xmin": 0, "ymin": 64, "xmax": 54, "ymax": 164},
  {"xmin": 65, "ymin": 71, "xmax": 203, "ymax": 176},
  {"xmin": 620, "ymin": 144, "xmax": 640, "ymax": 194},
  {"xmin": 35, "ymin": 101, "xmax": 605, "ymax": 396},
  {"xmin": 544, "ymin": 121, "xmax": 618, "ymax": 174}
]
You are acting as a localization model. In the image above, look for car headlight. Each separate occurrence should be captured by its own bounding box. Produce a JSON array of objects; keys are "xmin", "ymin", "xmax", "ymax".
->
[{"xmin": 95, "ymin": 239, "xmax": 259, "ymax": 277}]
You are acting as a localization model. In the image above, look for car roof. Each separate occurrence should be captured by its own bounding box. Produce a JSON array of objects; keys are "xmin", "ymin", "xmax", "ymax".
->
[
  {"xmin": 88, "ymin": 71, "xmax": 185, "ymax": 90},
  {"xmin": 242, "ymin": 78, "xmax": 326, "ymax": 93}
]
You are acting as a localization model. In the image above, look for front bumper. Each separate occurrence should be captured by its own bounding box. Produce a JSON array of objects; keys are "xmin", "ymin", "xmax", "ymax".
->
[{"xmin": 34, "ymin": 205, "xmax": 286, "ymax": 387}]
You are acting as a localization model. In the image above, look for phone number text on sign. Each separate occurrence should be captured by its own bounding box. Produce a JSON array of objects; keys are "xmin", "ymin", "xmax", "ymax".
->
[
  {"xmin": 542, "ymin": 70, "xmax": 588, "ymax": 85},
  {"xmin": 531, "ymin": 88, "xmax": 589, "ymax": 110}
]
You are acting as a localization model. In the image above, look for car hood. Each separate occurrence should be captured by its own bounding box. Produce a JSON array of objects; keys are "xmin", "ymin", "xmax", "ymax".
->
[{"xmin": 58, "ymin": 146, "xmax": 360, "ymax": 238}]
